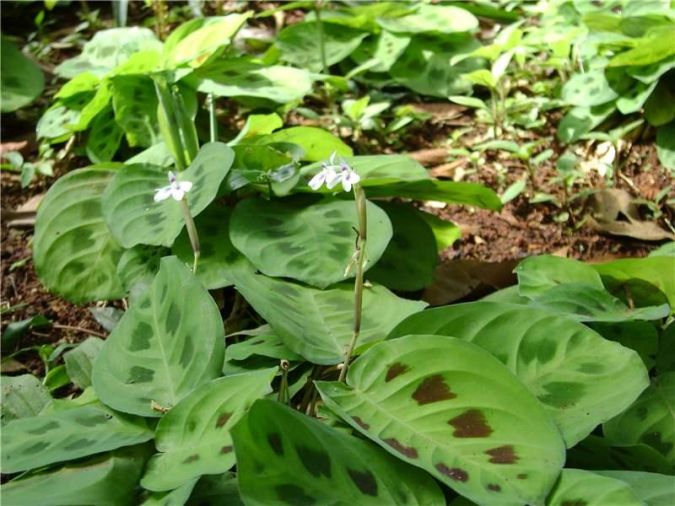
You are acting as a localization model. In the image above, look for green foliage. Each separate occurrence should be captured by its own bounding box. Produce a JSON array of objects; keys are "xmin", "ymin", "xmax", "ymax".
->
[
  {"xmin": 317, "ymin": 335, "xmax": 566, "ymax": 505},
  {"xmin": 546, "ymin": 468, "xmax": 643, "ymax": 506},
  {"xmin": 92, "ymin": 257, "xmax": 224, "ymax": 417},
  {"xmin": 232, "ymin": 399, "xmax": 445, "ymax": 505},
  {"xmin": 63, "ymin": 337, "xmax": 104, "ymax": 390},
  {"xmin": 1, "ymin": 375, "xmax": 51, "ymax": 424},
  {"xmin": 1, "ymin": 37, "xmax": 44, "ymax": 112}
]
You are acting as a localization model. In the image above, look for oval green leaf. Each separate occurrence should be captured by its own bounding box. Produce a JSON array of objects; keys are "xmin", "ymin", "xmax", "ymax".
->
[
  {"xmin": 92, "ymin": 256, "xmax": 224, "ymax": 417},
  {"xmin": 33, "ymin": 167, "xmax": 125, "ymax": 303},
  {"xmin": 141, "ymin": 368, "xmax": 275, "ymax": 491},
  {"xmin": 389, "ymin": 301, "xmax": 650, "ymax": 447},
  {"xmin": 232, "ymin": 399, "xmax": 445, "ymax": 506},
  {"xmin": 545, "ymin": 469, "xmax": 642, "ymax": 506},
  {"xmin": 230, "ymin": 197, "xmax": 392, "ymax": 289},
  {"xmin": 316, "ymin": 335, "xmax": 566, "ymax": 506}
]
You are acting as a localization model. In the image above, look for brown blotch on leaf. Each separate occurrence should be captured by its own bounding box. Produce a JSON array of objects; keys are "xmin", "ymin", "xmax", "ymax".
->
[
  {"xmin": 412, "ymin": 374, "xmax": 457, "ymax": 405},
  {"xmin": 385, "ymin": 362, "xmax": 409, "ymax": 382},
  {"xmin": 220, "ymin": 445, "xmax": 233, "ymax": 454},
  {"xmin": 215, "ymin": 412, "xmax": 232, "ymax": 428},
  {"xmin": 353, "ymin": 416, "xmax": 370, "ymax": 430},
  {"xmin": 448, "ymin": 409, "xmax": 493, "ymax": 438},
  {"xmin": 487, "ymin": 484, "xmax": 501, "ymax": 492},
  {"xmin": 183, "ymin": 454, "xmax": 199, "ymax": 464},
  {"xmin": 268, "ymin": 433, "xmax": 284, "ymax": 456},
  {"xmin": 435, "ymin": 463, "xmax": 468, "ymax": 482},
  {"xmin": 382, "ymin": 438, "xmax": 418, "ymax": 458},
  {"xmin": 517, "ymin": 473, "xmax": 528, "ymax": 479},
  {"xmin": 347, "ymin": 468, "xmax": 378, "ymax": 497},
  {"xmin": 296, "ymin": 445, "xmax": 331, "ymax": 478},
  {"xmin": 486, "ymin": 445, "xmax": 518, "ymax": 464}
]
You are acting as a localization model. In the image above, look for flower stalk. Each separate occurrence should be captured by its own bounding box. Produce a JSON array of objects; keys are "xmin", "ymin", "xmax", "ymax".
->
[
  {"xmin": 338, "ymin": 183, "xmax": 367, "ymax": 382},
  {"xmin": 179, "ymin": 198, "xmax": 200, "ymax": 273}
]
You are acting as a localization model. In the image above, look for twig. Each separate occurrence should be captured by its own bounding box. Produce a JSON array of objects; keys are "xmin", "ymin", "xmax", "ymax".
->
[{"xmin": 52, "ymin": 324, "xmax": 106, "ymax": 339}]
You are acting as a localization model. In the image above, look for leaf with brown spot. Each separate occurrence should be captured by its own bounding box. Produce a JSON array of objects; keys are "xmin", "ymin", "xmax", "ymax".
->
[
  {"xmin": 412, "ymin": 374, "xmax": 457, "ymax": 405},
  {"xmin": 385, "ymin": 362, "xmax": 410, "ymax": 382},
  {"xmin": 485, "ymin": 445, "xmax": 518, "ymax": 464},
  {"xmin": 140, "ymin": 368, "xmax": 275, "ymax": 492},
  {"xmin": 546, "ymin": 469, "xmax": 643, "ymax": 506},
  {"xmin": 316, "ymin": 335, "xmax": 565, "ymax": 506},
  {"xmin": 232, "ymin": 400, "xmax": 444, "ymax": 505}
]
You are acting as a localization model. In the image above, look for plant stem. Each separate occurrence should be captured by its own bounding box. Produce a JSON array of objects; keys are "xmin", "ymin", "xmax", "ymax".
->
[
  {"xmin": 315, "ymin": 0, "xmax": 328, "ymax": 73},
  {"xmin": 207, "ymin": 93, "xmax": 217, "ymax": 143},
  {"xmin": 179, "ymin": 198, "xmax": 200, "ymax": 273},
  {"xmin": 154, "ymin": 77, "xmax": 187, "ymax": 171},
  {"xmin": 278, "ymin": 360, "xmax": 290, "ymax": 405},
  {"xmin": 338, "ymin": 184, "xmax": 367, "ymax": 382}
]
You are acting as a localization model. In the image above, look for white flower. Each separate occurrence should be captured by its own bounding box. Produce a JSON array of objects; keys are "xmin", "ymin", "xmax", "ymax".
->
[
  {"xmin": 154, "ymin": 171, "xmax": 193, "ymax": 202},
  {"xmin": 308, "ymin": 152, "xmax": 360, "ymax": 192}
]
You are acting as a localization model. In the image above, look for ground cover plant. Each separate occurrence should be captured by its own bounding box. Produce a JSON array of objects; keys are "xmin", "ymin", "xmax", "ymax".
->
[{"xmin": 1, "ymin": 1, "xmax": 674, "ymax": 505}]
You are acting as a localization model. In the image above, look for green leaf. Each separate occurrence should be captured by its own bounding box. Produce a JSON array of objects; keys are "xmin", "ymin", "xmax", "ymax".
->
[
  {"xmin": 0, "ymin": 446, "xmax": 149, "ymax": 506},
  {"xmin": 63, "ymin": 337, "xmax": 105, "ymax": 390},
  {"xmin": 448, "ymin": 95, "xmax": 489, "ymax": 109},
  {"xmin": 595, "ymin": 471, "xmax": 675, "ymax": 506},
  {"xmin": 316, "ymin": 335, "xmax": 565, "ymax": 506},
  {"xmin": 86, "ymin": 107, "xmax": 124, "ymax": 162},
  {"xmin": 92, "ymin": 257, "xmax": 225, "ymax": 417},
  {"xmin": 276, "ymin": 21, "xmax": 368, "ymax": 72},
  {"xmin": 192, "ymin": 61, "xmax": 313, "ymax": 103},
  {"xmin": 377, "ymin": 5, "xmax": 478, "ymax": 34},
  {"xmin": 232, "ymin": 399, "xmax": 445, "ymax": 505},
  {"xmin": 186, "ymin": 473, "xmax": 243, "ymax": 505},
  {"xmin": 617, "ymin": 80, "xmax": 658, "ymax": 114},
  {"xmin": 656, "ymin": 121, "xmax": 675, "ymax": 170},
  {"xmin": 111, "ymin": 75, "xmax": 160, "ymax": 148},
  {"xmin": 33, "ymin": 167, "xmax": 125, "ymax": 303},
  {"xmin": 389, "ymin": 301, "xmax": 650, "ymax": 447},
  {"xmin": 259, "ymin": 127, "xmax": 352, "ymax": 162},
  {"xmin": 608, "ymin": 27, "xmax": 675, "ymax": 67},
  {"xmin": 557, "ymin": 103, "xmax": 615, "ymax": 143},
  {"xmin": 301, "ymin": 154, "xmax": 429, "ymax": 185},
  {"xmin": 229, "ymin": 197, "xmax": 392, "ymax": 289},
  {"xmin": 1, "ymin": 403, "xmax": 153, "ymax": 473},
  {"xmin": 1, "ymin": 36, "xmax": 44, "ymax": 112},
  {"xmin": 166, "ymin": 13, "xmax": 251, "ymax": 68},
  {"xmin": 54, "ymin": 27, "xmax": 162, "ymax": 78},
  {"xmin": 141, "ymin": 368, "xmax": 275, "ymax": 492},
  {"xmin": 545, "ymin": 469, "xmax": 643, "ymax": 506},
  {"xmin": 140, "ymin": 480, "xmax": 197, "ymax": 506},
  {"xmin": 36, "ymin": 104, "xmax": 81, "ymax": 141},
  {"xmin": 362, "ymin": 180, "xmax": 503, "ymax": 210},
  {"xmin": 173, "ymin": 205, "xmax": 249, "ymax": 290},
  {"xmin": 230, "ymin": 271, "xmax": 426, "ymax": 365},
  {"xmin": 102, "ymin": 143, "xmax": 234, "ymax": 248},
  {"xmin": 349, "ymin": 30, "xmax": 411, "ymax": 73},
  {"xmin": 225, "ymin": 326, "xmax": 303, "ymax": 363},
  {"xmin": 591, "ymin": 321, "xmax": 658, "ymax": 370},
  {"xmin": 645, "ymin": 80, "xmax": 675, "ymax": 127},
  {"xmin": 116, "ymin": 245, "xmax": 166, "ymax": 301},
  {"xmin": 604, "ymin": 372, "xmax": 675, "ymax": 464},
  {"xmin": 367, "ymin": 203, "xmax": 438, "ymax": 291},
  {"xmin": 515, "ymin": 255, "xmax": 605, "ymax": 297},
  {"xmin": 562, "ymin": 70, "xmax": 619, "ymax": 107},
  {"xmin": 1, "ymin": 374, "xmax": 51, "ymax": 424}
]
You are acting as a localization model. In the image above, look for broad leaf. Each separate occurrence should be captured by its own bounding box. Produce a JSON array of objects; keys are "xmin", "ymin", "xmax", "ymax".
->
[
  {"xmin": 140, "ymin": 480, "xmax": 197, "ymax": 506},
  {"xmin": 316, "ymin": 335, "xmax": 565, "ymax": 506},
  {"xmin": 86, "ymin": 107, "xmax": 124, "ymax": 162},
  {"xmin": 1, "ymin": 403, "xmax": 153, "ymax": 473},
  {"xmin": 173, "ymin": 205, "xmax": 250, "ymax": 290},
  {"xmin": 545, "ymin": 469, "xmax": 642, "ymax": 506},
  {"xmin": 231, "ymin": 270, "xmax": 426, "ymax": 364},
  {"xmin": 367, "ymin": 203, "xmax": 438, "ymax": 291},
  {"xmin": 92, "ymin": 256, "xmax": 224, "ymax": 417},
  {"xmin": 229, "ymin": 197, "xmax": 392, "ymax": 289},
  {"xmin": 141, "ymin": 369, "xmax": 275, "ymax": 491},
  {"xmin": 363, "ymin": 180, "xmax": 502, "ymax": 210},
  {"xmin": 561, "ymin": 70, "xmax": 619, "ymax": 106},
  {"xmin": 0, "ymin": 374, "xmax": 51, "ymax": 424},
  {"xmin": 276, "ymin": 21, "xmax": 368, "ymax": 72},
  {"xmin": 377, "ymin": 5, "xmax": 478, "ymax": 34},
  {"xmin": 186, "ymin": 473, "xmax": 243, "ymax": 505},
  {"xmin": 33, "ymin": 167, "xmax": 125, "ymax": 303},
  {"xmin": 603, "ymin": 372, "xmax": 675, "ymax": 464},
  {"xmin": 232, "ymin": 399, "xmax": 445, "ymax": 505},
  {"xmin": 596, "ymin": 471, "xmax": 675, "ymax": 506},
  {"xmin": 0, "ymin": 447, "xmax": 149, "ymax": 506},
  {"xmin": 225, "ymin": 325, "xmax": 303, "ymax": 363},
  {"xmin": 260, "ymin": 127, "xmax": 352, "ymax": 162},
  {"xmin": 116, "ymin": 245, "xmax": 166, "ymax": 301},
  {"xmin": 515, "ymin": 255, "xmax": 605, "ymax": 297},
  {"xmin": 64, "ymin": 337, "xmax": 105, "ymax": 390},
  {"xmin": 301, "ymin": 154, "xmax": 429, "ymax": 184},
  {"xmin": 1, "ymin": 36, "xmax": 44, "ymax": 112},
  {"xmin": 102, "ymin": 142, "xmax": 234, "ymax": 248},
  {"xmin": 389, "ymin": 302, "xmax": 650, "ymax": 446},
  {"xmin": 110, "ymin": 75, "xmax": 160, "ymax": 148}
]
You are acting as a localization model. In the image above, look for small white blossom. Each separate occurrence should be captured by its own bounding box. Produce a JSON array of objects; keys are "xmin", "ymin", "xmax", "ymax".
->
[
  {"xmin": 308, "ymin": 152, "xmax": 360, "ymax": 192},
  {"xmin": 154, "ymin": 171, "xmax": 193, "ymax": 202}
]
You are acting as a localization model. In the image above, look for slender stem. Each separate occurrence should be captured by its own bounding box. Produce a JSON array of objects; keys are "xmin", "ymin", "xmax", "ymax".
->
[
  {"xmin": 154, "ymin": 78, "xmax": 187, "ymax": 171},
  {"xmin": 278, "ymin": 360, "xmax": 290, "ymax": 404},
  {"xmin": 207, "ymin": 93, "xmax": 217, "ymax": 143},
  {"xmin": 338, "ymin": 184, "xmax": 367, "ymax": 382},
  {"xmin": 172, "ymin": 85, "xmax": 199, "ymax": 164},
  {"xmin": 52, "ymin": 324, "xmax": 106, "ymax": 339},
  {"xmin": 315, "ymin": 0, "xmax": 328, "ymax": 73},
  {"xmin": 179, "ymin": 198, "xmax": 200, "ymax": 273}
]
